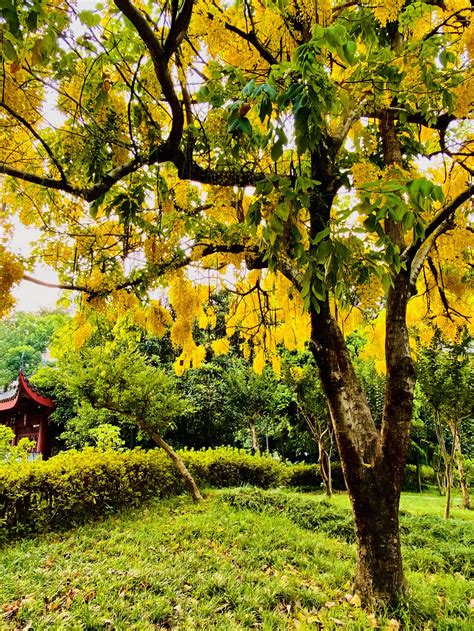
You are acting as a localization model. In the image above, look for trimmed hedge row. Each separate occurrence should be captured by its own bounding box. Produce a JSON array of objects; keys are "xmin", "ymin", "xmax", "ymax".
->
[{"xmin": 0, "ymin": 447, "xmax": 437, "ymax": 543}]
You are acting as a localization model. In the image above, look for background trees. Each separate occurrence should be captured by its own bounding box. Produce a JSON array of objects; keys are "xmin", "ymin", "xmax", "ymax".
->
[
  {"xmin": 1, "ymin": 0, "xmax": 472, "ymax": 608},
  {"xmin": 0, "ymin": 311, "xmax": 69, "ymax": 388}
]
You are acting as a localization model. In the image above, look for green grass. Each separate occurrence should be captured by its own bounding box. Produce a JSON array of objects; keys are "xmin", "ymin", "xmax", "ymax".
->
[
  {"xmin": 318, "ymin": 490, "xmax": 474, "ymax": 521},
  {"xmin": 0, "ymin": 490, "xmax": 472, "ymax": 630}
]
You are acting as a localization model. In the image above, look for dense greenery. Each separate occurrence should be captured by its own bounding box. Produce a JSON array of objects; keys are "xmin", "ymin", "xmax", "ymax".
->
[
  {"xmin": 0, "ymin": 311, "xmax": 69, "ymax": 388},
  {"xmin": 1, "ymin": 490, "xmax": 472, "ymax": 629},
  {"xmin": 0, "ymin": 447, "xmax": 313, "ymax": 541}
]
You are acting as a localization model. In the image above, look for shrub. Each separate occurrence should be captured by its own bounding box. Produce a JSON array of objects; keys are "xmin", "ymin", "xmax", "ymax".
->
[
  {"xmin": 284, "ymin": 462, "xmax": 346, "ymax": 491},
  {"xmin": 0, "ymin": 446, "xmax": 444, "ymax": 545},
  {"xmin": 0, "ymin": 448, "xmax": 182, "ymax": 542},
  {"xmin": 402, "ymin": 464, "xmax": 437, "ymax": 491},
  {"xmin": 182, "ymin": 447, "xmax": 286, "ymax": 488},
  {"xmin": 0, "ymin": 447, "xmax": 286, "ymax": 542}
]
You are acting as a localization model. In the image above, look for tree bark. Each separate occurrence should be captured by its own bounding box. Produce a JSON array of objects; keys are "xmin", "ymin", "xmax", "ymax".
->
[
  {"xmin": 309, "ymin": 304, "xmax": 408, "ymax": 606},
  {"xmin": 448, "ymin": 419, "xmax": 471, "ymax": 510},
  {"xmin": 318, "ymin": 436, "xmax": 332, "ymax": 497},
  {"xmin": 250, "ymin": 420, "xmax": 260, "ymax": 455},
  {"xmin": 444, "ymin": 458, "xmax": 453, "ymax": 519},
  {"xmin": 142, "ymin": 426, "xmax": 203, "ymax": 502},
  {"xmin": 352, "ymin": 473, "xmax": 406, "ymax": 603}
]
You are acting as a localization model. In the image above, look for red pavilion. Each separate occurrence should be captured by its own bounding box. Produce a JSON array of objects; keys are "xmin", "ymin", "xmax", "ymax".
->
[{"xmin": 0, "ymin": 370, "xmax": 55, "ymax": 458}]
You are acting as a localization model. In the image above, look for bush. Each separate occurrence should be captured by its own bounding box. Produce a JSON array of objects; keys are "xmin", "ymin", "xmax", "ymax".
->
[
  {"xmin": 284, "ymin": 461, "xmax": 346, "ymax": 491},
  {"xmin": 0, "ymin": 447, "xmax": 286, "ymax": 542},
  {"xmin": 402, "ymin": 464, "xmax": 437, "ymax": 491},
  {"xmin": 0, "ymin": 448, "xmax": 182, "ymax": 542},
  {"xmin": 0, "ymin": 446, "xmax": 443, "ymax": 544},
  {"xmin": 180, "ymin": 447, "xmax": 286, "ymax": 488}
]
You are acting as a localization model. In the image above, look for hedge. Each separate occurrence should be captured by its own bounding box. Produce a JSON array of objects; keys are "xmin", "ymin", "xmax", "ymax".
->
[{"xmin": 0, "ymin": 447, "xmax": 438, "ymax": 543}]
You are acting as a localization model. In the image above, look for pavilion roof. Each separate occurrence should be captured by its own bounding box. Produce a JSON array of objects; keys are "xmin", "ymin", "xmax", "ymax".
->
[{"xmin": 0, "ymin": 370, "xmax": 55, "ymax": 412}]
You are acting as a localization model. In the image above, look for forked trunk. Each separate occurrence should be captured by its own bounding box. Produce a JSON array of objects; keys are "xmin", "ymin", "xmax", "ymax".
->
[
  {"xmin": 318, "ymin": 439, "xmax": 332, "ymax": 497},
  {"xmin": 310, "ymin": 306, "xmax": 409, "ymax": 607}
]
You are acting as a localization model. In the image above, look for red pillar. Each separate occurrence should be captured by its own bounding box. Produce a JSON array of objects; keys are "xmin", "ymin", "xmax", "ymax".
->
[{"xmin": 37, "ymin": 416, "xmax": 48, "ymax": 455}]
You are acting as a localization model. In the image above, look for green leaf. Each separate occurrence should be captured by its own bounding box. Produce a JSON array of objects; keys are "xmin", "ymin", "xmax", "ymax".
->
[
  {"xmin": 2, "ymin": 39, "xmax": 18, "ymax": 61},
  {"xmin": 271, "ymin": 128, "xmax": 287, "ymax": 161},
  {"xmin": 381, "ymin": 273, "xmax": 392, "ymax": 293},
  {"xmin": 25, "ymin": 9, "xmax": 39, "ymax": 31},
  {"xmin": 269, "ymin": 213, "xmax": 284, "ymax": 235},
  {"xmin": 312, "ymin": 226, "xmax": 330, "ymax": 245},
  {"xmin": 342, "ymin": 40, "xmax": 356, "ymax": 65},
  {"xmin": 402, "ymin": 211, "xmax": 415, "ymax": 231},
  {"xmin": 275, "ymin": 202, "xmax": 290, "ymax": 221},
  {"xmin": 238, "ymin": 117, "xmax": 252, "ymax": 135},
  {"xmin": 78, "ymin": 10, "xmax": 101, "ymax": 27}
]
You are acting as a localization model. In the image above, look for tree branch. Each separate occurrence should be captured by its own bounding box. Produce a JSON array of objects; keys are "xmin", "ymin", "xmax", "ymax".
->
[
  {"xmin": 223, "ymin": 21, "xmax": 278, "ymax": 65},
  {"xmin": 113, "ymin": 0, "xmax": 184, "ymax": 154},
  {"xmin": 403, "ymin": 184, "xmax": 474, "ymax": 267},
  {"xmin": 0, "ymin": 102, "xmax": 68, "ymax": 181}
]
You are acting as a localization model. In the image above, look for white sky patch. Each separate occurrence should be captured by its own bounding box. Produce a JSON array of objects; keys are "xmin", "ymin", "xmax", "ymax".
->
[{"xmin": 10, "ymin": 223, "xmax": 62, "ymax": 312}]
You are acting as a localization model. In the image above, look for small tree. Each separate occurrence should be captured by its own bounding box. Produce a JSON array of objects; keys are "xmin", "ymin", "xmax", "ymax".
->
[
  {"xmin": 418, "ymin": 329, "xmax": 473, "ymax": 515},
  {"xmin": 283, "ymin": 355, "xmax": 334, "ymax": 496},
  {"xmin": 63, "ymin": 346, "xmax": 203, "ymax": 502},
  {"xmin": 225, "ymin": 358, "xmax": 292, "ymax": 454}
]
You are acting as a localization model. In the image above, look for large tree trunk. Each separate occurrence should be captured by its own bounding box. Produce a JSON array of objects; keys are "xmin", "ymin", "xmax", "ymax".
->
[
  {"xmin": 305, "ymin": 113, "xmax": 416, "ymax": 607},
  {"xmin": 352, "ymin": 472, "xmax": 406, "ymax": 601},
  {"xmin": 309, "ymin": 302, "xmax": 411, "ymax": 606},
  {"xmin": 142, "ymin": 425, "xmax": 203, "ymax": 502}
]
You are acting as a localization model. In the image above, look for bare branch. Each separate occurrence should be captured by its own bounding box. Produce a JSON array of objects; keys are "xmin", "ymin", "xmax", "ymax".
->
[{"xmin": 0, "ymin": 101, "xmax": 67, "ymax": 181}]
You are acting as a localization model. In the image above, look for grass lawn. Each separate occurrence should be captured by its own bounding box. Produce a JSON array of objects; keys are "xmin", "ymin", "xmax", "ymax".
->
[{"xmin": 0, "ymin": 490, "xmax": 472, "ymax": 630}]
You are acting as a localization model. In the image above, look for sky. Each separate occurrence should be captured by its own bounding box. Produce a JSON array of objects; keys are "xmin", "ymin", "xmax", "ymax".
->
[{"xmin": 11, "ymin": 224, "xmax": 62, "ymax": 312}]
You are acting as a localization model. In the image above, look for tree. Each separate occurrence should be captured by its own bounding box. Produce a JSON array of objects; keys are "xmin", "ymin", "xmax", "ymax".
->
[
  {"xmin": 417, "ymin": 329, "xmax": 473, "ymax": 515},
  {"xmin": 0, "ymin": 311, "xmax": 69, "ymax": 387},
  {"xmin": 52, "ymin": 344, "xmax": 203, "ymax": 502},
  {"xmin": 1, "ymin": 0, "xmax": 472, "ymax": 607},
  {"xmin": 283, "ymin": 353, "xmax": 335, "ymax": 496},
  {"xmin": 225, "ymin": 357, "xmax": 293, "ymax": 454}
]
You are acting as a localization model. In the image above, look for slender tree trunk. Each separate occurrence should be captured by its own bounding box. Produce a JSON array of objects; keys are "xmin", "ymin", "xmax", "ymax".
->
[
  {"xmin": 434, "ymin": 410, "xmax": 450, "ymax": 498},
  {"xmin": 318, "ymin": 439, "xmax": 332, "ymax": 497},
  {"xmin": 444, "ymin": 458, "xmax": 453, "ymax": 519},
  {"xmin": 250, "ymin": 421, "xmax": 260, "ymax": 455},
  {"xmin": 416, "ymin": 461, "xmax": 422, "ymax": 493},
  {"xmin": 448, "ymin": 419, "xmax": 471, "ymax": 509},
  {"xmin": 142, "ymin": 426, "xmax": 203, "ymax": 502}
]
